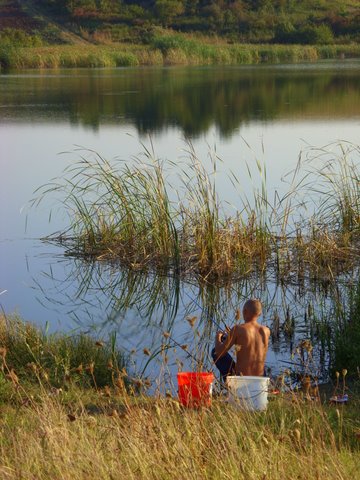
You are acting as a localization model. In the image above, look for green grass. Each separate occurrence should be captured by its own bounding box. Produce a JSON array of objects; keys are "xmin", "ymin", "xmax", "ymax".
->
[
  {"xmin": 1, "ymin": 40, "xmax": 360, "ymax": 70},
  {"xmin": 0, "ymin": 314, "xmax": 127, "ymax": 392}
]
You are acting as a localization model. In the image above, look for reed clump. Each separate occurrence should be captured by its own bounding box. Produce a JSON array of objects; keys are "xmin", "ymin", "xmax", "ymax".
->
[
  {"xmin": 32, "ymin": 144, "xmax": 274, "ymax": 281},
  {"xmin": 2, "ymin": 41, "xmax": 360, "ymax": 70},
  {"xmin": 32, "ymin": 142, "xmax": 360, "ymax": 284}
]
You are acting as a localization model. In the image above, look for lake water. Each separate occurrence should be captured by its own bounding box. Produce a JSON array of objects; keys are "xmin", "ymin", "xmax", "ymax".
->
[{"xmin": 1, "ymin": 61, "xmax": 360, "ymax": 387}]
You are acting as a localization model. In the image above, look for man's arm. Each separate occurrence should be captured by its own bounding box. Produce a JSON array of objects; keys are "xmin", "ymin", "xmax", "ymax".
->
[{"xmin": 214, "ymin": 326, "xmax": 237, "ymax": 360}]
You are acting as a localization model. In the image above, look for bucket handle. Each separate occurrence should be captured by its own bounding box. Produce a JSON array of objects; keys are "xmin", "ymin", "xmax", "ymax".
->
[{"xmin": 229, "ymin": 388, "xmax": 269, "ymax": 401}]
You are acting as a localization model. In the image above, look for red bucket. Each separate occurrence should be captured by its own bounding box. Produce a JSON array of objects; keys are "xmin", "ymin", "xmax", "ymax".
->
[{"xmin": 177, "ymin": 372, "xmax": 214, "ymax": 408}]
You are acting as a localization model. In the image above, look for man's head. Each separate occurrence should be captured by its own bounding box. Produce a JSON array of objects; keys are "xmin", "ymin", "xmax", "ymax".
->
[{"xmin": 243, "ymin": 299, "xmax": 262, "ymax": 322}]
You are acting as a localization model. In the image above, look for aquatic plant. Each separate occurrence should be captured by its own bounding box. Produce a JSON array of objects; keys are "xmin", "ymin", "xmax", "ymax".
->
[
  {"xmin": 2, "ymin": 41, "xmax": 360, "ymax": 70},
  {"xmin": 31, "ymin": 141, "xmax": 360, "ymax": 285},
  {"xmin": 31, "ymin": 142, "xmax": 274, "ymax": 281}
]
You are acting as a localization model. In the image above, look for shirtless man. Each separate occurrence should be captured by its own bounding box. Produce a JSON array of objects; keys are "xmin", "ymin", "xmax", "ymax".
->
[{"xmin": 212, "ymin": 299, "xmax": 270, "ymax": 379}]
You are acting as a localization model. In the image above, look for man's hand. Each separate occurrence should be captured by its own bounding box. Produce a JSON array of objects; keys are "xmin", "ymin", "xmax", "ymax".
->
[
  {"xmin": 214, "ymin": 325, "xmax": 237, "ymax": 360},
  {"xmin": 216, "ymin": 330, "xmax": 225, "ymax": 344}
]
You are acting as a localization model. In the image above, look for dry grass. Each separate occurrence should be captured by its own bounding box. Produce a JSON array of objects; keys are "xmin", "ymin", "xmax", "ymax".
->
[{"xmin": 0, "ymin": 388, "xmax": 359, "ymax": 480}]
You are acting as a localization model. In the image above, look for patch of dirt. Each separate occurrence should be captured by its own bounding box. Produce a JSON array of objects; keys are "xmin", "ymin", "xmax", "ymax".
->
[{"xmin": 0, "ymin": 0, "xmax": 91, "ymax": 44}]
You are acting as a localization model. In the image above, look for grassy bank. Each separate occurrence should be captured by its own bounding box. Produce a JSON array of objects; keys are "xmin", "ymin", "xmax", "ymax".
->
[
  {"xmin": 0, "ymin": 314, "xmax": 127, "ymax": 392},
  {"xmin": 0, "ymin": 316, "xmax": 359, "ymax": 479},
  {"xmin": 1, "ymin": 41, "xmax": 360, "ymax": 70},
  {"xmin": 0, "ymin": 390, "xmax": 359, "ymax": 479}
]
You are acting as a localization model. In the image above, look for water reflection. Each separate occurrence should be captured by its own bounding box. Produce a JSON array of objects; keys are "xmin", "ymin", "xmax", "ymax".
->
[
  {"xmin": 1, "ymin": 63, "xmax": 360, "ymax": 135},
  {"xmin": 31, "ymin": 250, "xmax": 354, "ymax": 384}
]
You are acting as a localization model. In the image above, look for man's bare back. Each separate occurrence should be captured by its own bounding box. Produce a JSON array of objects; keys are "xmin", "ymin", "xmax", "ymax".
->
[
  {"xmin": 233, "ymin": 322, "xmax": 269, "ymax": 376},
  {"xmin": 214, "ymin": 299, "xmax": 270, "ymax": 377}
]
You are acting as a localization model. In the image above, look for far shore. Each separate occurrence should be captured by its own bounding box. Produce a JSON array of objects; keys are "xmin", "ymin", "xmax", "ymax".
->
[{"xmin": 1, "ymin": 42, "xmax": 360, "ymax": 71}]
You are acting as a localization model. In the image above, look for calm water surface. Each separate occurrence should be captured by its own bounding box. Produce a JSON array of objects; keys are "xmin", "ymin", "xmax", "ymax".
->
[{"xmin": 1, "ymin": 61, "xmax": 360, "ymax": 385}]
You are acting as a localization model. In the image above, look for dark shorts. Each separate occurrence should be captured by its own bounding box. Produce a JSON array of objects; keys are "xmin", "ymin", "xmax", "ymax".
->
[{"xmin": 211, "ymin": 347, "xmax": 235, "ymax": 382}]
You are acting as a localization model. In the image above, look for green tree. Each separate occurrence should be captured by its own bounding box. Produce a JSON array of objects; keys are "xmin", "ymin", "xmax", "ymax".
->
[
  {"xmin": 155, "ymin": 0, "xmax": 185, "ymax": 26},
  {"xmin": 66, "ymin": 0, "xmax": 96, "ymax": 14}
]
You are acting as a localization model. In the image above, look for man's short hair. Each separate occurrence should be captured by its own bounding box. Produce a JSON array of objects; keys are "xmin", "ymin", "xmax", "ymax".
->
[{"xmin": 243, "ymin": 299, "xmax": 262, "ymax": 316}]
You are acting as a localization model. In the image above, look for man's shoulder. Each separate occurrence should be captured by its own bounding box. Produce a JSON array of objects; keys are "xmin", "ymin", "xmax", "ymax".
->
[
  {"xmin": 237, "ymin": 322, "xmax": 270, "ymax": 334},
  {"xmin": 236, "ymin": 323, "xmax": 250, "ymax": 337},
  {"xmin": 259, "ymin": 324, "xmax": 271, "ymax": 336}
]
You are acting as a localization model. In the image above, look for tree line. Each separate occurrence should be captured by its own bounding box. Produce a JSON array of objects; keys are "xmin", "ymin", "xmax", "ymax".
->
[{"xmin": 28, "ymin": 0, "xmax": 360, "ymax": 43}]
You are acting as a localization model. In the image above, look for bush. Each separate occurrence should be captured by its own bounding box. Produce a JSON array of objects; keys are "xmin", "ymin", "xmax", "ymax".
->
[
  {"xmin": 151, "ymin": 34, "xmax": 194, "ymax": 53},
  {"xmin": 300, "ymin": 24, "xmax": 334, "ymax": 45},
  {"xmin": 275, "ymin": 23, "xmax": 334, "ymax": 45},
  {"xmin": 274, "ymin": 20, "xmax": 297, "ymax": 43},
  {"xmin": 0, "ymin": 28, "xmax": 43, "ymax": 47}
]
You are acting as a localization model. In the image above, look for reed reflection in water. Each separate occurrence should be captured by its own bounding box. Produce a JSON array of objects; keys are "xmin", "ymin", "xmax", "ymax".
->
[{"xmin": 31, "ymin": 250, "xmax": 356, "ymax": 388}]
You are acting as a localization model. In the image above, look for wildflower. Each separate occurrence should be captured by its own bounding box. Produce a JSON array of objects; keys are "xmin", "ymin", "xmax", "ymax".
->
[
  {"xmin": 86, "ymin": 362, "xmax": 95, "ymax": 374},
  {"xmin": 51, "ymin": 387, "xmax": 62, "ymax": 396},
  {"xmin": 143, "ymin": 348, "xmax": 151, "ymax": 356},
  {"xmin": 115, "ymin": 377, "xmax": 125, "ymax": 391},
  {"xmin": 181, "ymin": 344, "xmax": 188, "ymax": 351},
  {"xmin": 293, "ymin": 428, "xmax": 301, "ymax": 443},
  {"xmin": 132, "ymin": 378, "xmax": 143, "ymax": 388},
  {"xmin": 74, "ymin": 364, "xmax": 83, "ymax": 374},
  {"xmin": 262, "ymin": 436, "xmax": 269, "ymax": 446},
  {"xmin": 342, "ymin": 369, "xmax": 348, "ymax": 377},
  {"xmin": 186, "ymin": 316, "xmax": 197, "ymax": 327},
  {"xmin": 335, "ymin": 371, "xmax": 340, "ymax": 378},
  {"xmin": 95, "ymin": 341, "xmax": 104, "ymax": 348},
  {"xmin": 104, "ymin": 385, "xmax": 111, "ymax": 397},
  {"xmin": 26, "ymin": 362, "xmax": 38, "ymax": 373},
  {"xmin": 6, "ymin": 369, "xmax": 19, "ymax": 385},
  {"xmin": 235, "ymin": 309, "xmax": 241, "ymax": 321},
  {"xmin": 163, "ymin": 332, "xmax": 170, "ymax": 339}
]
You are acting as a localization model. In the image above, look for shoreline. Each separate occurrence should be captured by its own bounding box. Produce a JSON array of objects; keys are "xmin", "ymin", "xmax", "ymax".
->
[{"xmin": 1, "ymin": 42, "xmax": 360, "ymax": 71}]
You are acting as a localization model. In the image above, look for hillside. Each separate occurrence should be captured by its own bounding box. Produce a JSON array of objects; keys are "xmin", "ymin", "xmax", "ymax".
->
[{"xmin": 0, "ymin": 0, "xmax": 359, "ymax": 45}]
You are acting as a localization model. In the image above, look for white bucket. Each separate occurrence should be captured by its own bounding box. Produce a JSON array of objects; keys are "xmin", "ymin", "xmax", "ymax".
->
[{"xmin": 227, "ymin": 376, "xmax": 270, "ymax": 411}]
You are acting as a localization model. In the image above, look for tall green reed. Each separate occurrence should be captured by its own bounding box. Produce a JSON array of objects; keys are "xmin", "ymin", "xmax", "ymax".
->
[{"xmin": 31, "ymin": 141, "xmax": 360, "ymax": 283}]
